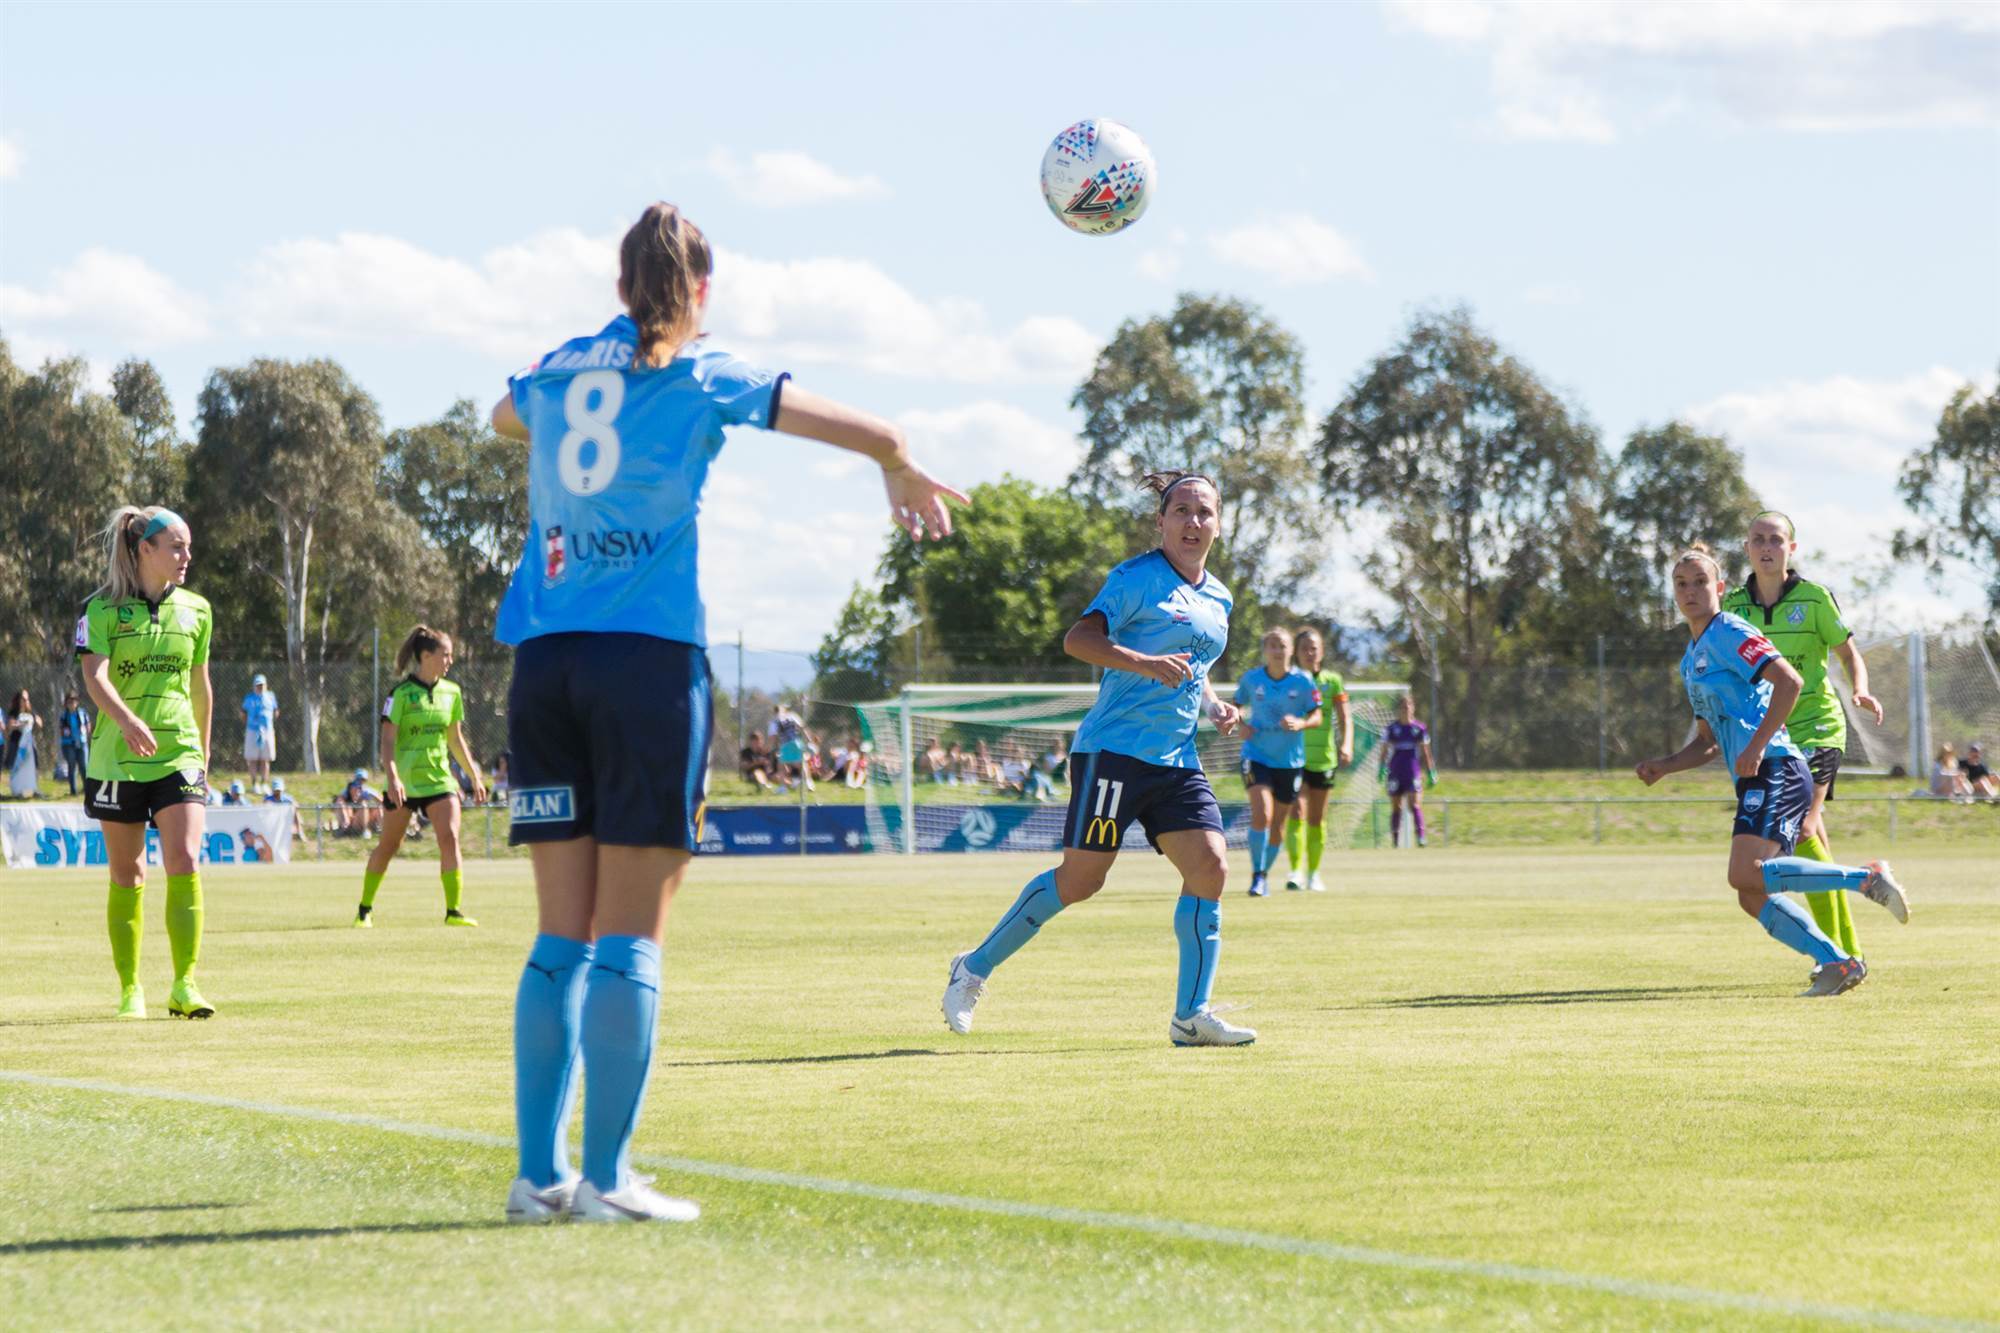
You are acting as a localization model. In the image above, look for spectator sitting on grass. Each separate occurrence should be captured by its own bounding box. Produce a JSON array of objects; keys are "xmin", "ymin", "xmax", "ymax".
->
[
  {"xmin": 1930, "ymin": 744, "xmax": 1972, "ymax": 801},
  {"xmin": 1962, "ymin": 743, "xmax": 1996, "ymax": 799},
  {"xmin": 924, "ymin": 738, "xmax": 951, "ymax": 784},
  {"xmin": 846, "ymin": 739, "xmax": 871, "ymax": 789},
  {"xmin": 222, "ymin": 780, "xmax": 247, "ymax": 806},
  {"xmin": 739, "ymin": 732, "xmax": 777, "ymax": 792},
  {"xmin": 1039, "ymin": 738, "xmax": 1068, "ymax": 791},
  {"xmin": 335, "ymin": 769, "xmax": 383, "ymax": 836},
  {"xmin": 266, "ymin": 777, "xmax": 306, "ymax": 840},
  {"xmin": 490, "ymin": 753, "xmax": 511, "ymax": 803}
]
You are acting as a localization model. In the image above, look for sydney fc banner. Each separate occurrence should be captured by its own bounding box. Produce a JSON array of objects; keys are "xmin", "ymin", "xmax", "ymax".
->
[{"xmin": 0, "ymin": 804, "xmax": 295, "ymax": 869}]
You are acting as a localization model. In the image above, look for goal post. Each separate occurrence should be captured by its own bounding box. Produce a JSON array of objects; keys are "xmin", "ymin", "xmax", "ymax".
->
[{"xmin": 844, "ymin": 681, "xmax": 1410, "ymax": 855}]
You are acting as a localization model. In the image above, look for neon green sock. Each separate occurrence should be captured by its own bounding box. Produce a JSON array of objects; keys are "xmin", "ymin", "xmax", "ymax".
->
[
  {"xmin": 360, "ymin": 869, "xmax": 385, "ymax": 908},
  {"xmin": 441, "ymin": 868, "xmax": 463, "ymax": 913},
  {"xmin": 1306, "ymin": 823, "xmax": 1326, "ymax": 873},
  {"xmin": 1795, "ymin": 834, "xmax": 1862, "ymax": 957},
  {"xmin": 1283, "ymin": 818, "xmax": 1306, "ymax": 871},
  {"xmin": 107, "ymin": 882, "xmax": 142, "ymax": 988},
  {"xmin": 165, "ymin": 872, "xmax": 202, "ymax": 983}
]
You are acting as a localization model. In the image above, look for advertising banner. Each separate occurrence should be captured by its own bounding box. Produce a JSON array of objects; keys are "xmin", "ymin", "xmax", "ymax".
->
[
  {"xmin": 1, "ymin": 803, "xmax": 295, "ymax": 869},
  {"xmin": 697, "ymin": 805, "xmax": 873, "ymax": 856}
]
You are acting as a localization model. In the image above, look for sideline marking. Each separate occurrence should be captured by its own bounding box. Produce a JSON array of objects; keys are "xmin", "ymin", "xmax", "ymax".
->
[{"xmin": 1, "ymin": 1069, "xmax": 1990, "ymax": 1332}]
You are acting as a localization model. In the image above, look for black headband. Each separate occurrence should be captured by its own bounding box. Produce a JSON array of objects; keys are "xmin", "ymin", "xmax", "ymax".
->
[{"xmin": 1158, "ymin": 474, "xmax": 1215, "ymax": 512}]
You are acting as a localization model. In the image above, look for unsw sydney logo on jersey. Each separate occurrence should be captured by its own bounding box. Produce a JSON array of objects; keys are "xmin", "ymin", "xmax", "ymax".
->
[{"xmin": 542, "ymin": 525, "xmax": 668, "ymax": 587}]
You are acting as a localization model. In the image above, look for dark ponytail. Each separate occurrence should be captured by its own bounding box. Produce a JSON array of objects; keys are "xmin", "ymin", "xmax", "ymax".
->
[{"xmin": 395, "ymin": 625, "xmax": 449, "ymax": 676}]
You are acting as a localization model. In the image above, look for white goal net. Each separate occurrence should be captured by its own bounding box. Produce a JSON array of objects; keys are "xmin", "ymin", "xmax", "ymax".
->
[{"xmin": 837, "ymin": 682, "xmax": 1407, "ymax": 855}]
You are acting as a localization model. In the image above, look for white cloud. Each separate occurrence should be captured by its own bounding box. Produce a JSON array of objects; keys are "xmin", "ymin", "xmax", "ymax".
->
[
  {"xmin": 1681, "ymin": 366, "xmax": 1993, "ymax": 626},
  {"xmin": 235, "ymin": 227, "xmax": 614, "ymax": 360},
  {"xmin": 0, "ymin": 247, "xmax": 211, "ymax": 344},
  {"xmin": 697, "ymin": 465, "xmax": 886, "ymax": 646},
  {"xmin": 895, "ymin": 402, "xmax": 1080, "ymax": 490},
  {"xmin": 1390, "ymin": 0, "xmax": 2000, "ymax": 140},
  {"xmin": 0, "ymin": 133, "xmax": 21, "ymax": 181},
  {"xmin": 5, "ymin": 224, "xmax": 1092, "ymax": 386},
  {"xmin": 709, "ymin": 249, "xmax": 1098, "ymax": 382},
  {"xmin": 706, "ymin": 149, "xmax": 888, "ymax": 207},
  {"xmin": 1135, "ymin": 227, "xmax": 1190, "ymax": 283},
  {"xmin": 1208, "ymin": 214, "xmax": 1371, "ymax": 285}
]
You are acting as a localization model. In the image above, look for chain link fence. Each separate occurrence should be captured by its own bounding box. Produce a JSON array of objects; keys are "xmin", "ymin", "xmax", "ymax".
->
[{"xmin": 5, "ymin": 627, "xmax": 1995, "ymax": 791}]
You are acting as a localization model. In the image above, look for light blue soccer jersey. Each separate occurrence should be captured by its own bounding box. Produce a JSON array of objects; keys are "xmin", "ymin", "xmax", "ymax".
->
[
  {"xmin": 242, "ymin": 690, "xmax": 277, "ymax": 732},
  {"xmin": 495, "ymin": 316, "xmax": 787, "ymax": 649},
  {"xmin": 1234, "ymin": 667, "xmax": 1321, "ymax": 768},
  {"xmin": 1680, "ymin": 611, "xmax": 1803, "ymax": 775},
  {"xmin": 1071, "ymin": 550, "xmax": 1232, "ymax": 769}
]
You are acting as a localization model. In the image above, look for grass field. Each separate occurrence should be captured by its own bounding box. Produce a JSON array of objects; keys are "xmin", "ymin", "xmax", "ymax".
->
[{"xmin": 3, "ymin": 846, "xmax": 1997, "ymax": 1330}]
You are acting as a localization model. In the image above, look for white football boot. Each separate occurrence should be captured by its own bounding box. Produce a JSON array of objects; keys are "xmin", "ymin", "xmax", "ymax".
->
[
  {"xmin": 1283, "ymin": 868, "xmax": 1304, "ymax": 891},
  {"xmin": 505, "ymin": 1175, "xmax": 578, "ymax": 1224},
  {"xmin": 1169, "ymin": 1007, "xmax": 1257, "ymax": 1047},
  {"xmin": 1860, "ymin": 861, "xmax": 1910, "ymax": 924},
  {"xmin": 1306, "ymin": 872, "xmax": 1328, "ymax": 893},
  {"xmin": 571, "ymin": 1178, "xmax": 700, "ymax": 1223},
  {"xmin": 942, "ymin": 952, "xmax": 986, "ymax": 1034}
]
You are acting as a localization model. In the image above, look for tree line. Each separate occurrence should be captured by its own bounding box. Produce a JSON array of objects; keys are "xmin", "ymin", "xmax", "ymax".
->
[
  {"xmin": 812, "ymin": 300, "xmax": 1997, "ymax": 764},
  {"xmin": 1, "ymin": 304, "xmax": 1991, "ymax": 769},
  {"xmin": 0, "ymin": 338, "xmax": 523, "ymax": 769}
]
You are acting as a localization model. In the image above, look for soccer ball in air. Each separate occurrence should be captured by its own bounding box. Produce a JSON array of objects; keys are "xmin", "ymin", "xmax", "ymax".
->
[{"xmin": 1040, "ymin": 118, "xmax": 1156, "ymax": 236}]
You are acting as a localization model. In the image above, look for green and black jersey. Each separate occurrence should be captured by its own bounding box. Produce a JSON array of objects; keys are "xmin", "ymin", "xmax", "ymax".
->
[
  {"xmin": 75, "ymin": 586, "xmax": 213, "ymax": 781},
  {"xmin": 383, "ymin": 675, "xmax": 464, "ymax": 798},
  {"xmin": 1301, "ymin": 668, "xmax": 1348, "ymax": 772},
  {"xmin": 1720, "ymin": 574, "xmax": 1852, "ymax": 750}
]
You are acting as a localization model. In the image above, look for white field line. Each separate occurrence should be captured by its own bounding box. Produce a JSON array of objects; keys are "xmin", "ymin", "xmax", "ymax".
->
[{"xmin": 1, "ymin": 1069, "xmax": 1991, "ymax": 1332}]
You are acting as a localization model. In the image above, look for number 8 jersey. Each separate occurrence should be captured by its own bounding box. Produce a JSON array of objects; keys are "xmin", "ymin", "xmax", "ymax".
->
[{"xmin": 496, "ymin": 315, "xmax": 788, "ymax": 649}]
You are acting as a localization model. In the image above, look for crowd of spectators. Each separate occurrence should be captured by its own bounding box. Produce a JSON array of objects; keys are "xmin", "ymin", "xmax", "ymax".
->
[{"xmin": 921, "ymin": 735, "xmax": 1066, "ymax": 801}]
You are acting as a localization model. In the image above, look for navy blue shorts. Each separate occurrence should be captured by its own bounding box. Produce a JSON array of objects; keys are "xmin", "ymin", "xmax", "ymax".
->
[
  {"xmin": 1732, "ymin": 754, "xmax": 1811, "ymax": 854},
  {"xmin": 1245, "ymin": 761, "xmax": 1304, "ymax": 804},
  {"xmin": 1064, "ymin": 751, "xmax": 1223, "ymax": 854},
  {"xmin": 506, "ymin": 632, "xmax": 712, "ymax": 849}
]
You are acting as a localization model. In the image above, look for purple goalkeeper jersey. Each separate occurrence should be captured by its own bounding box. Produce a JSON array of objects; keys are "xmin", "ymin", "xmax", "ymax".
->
[{"xmin": 1385, "ymin": 720, "xmax": 1428, "ymax": 776}]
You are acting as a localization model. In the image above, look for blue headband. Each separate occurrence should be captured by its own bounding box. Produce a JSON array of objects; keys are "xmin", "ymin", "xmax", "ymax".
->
[{"xmin": 139, "ymin": 510, "xmax": 184, "ymax": 542}]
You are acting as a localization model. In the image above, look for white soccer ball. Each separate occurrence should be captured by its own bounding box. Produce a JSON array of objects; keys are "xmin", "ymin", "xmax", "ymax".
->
[{"xmin": 1040, "ymin": 118, "xmax": 1156, "ymax": 236}]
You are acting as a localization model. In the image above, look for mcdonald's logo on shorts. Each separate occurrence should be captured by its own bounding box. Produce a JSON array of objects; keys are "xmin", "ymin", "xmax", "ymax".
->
[{"xmin": 1084, "ymin": 816, "xmax": 1122, "ymax": 850}]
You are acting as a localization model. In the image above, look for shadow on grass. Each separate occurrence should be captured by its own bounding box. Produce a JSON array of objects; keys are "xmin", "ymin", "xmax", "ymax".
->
[
  {"xmin": 1354, "ymin": 985, "xmax": 1766, "ymax": 1010},
  {"xmin": 95, "ymin": 1202, "xmax": 248, "ymax": 1214},
  {"xmin": 664, "ymin": 1047, "xmax": 1099, "ymax": 1068},
  {"xmin": 2, "ymin": 1219, "xmax": 504, "ymax": 1256},
  {"xmin": 0, "ymin": 1017, "xmax": 121, "ymax": 1028}
]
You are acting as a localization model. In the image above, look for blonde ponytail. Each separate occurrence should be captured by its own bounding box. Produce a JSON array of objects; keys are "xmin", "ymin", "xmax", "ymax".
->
[{"xmin": 96, "ymin": 504, "xmax": 173, "ymax": 603}]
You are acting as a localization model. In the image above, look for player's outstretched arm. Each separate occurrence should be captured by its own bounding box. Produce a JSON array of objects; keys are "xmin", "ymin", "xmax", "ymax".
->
[{"xmin": 772, "ymin": 387, "xmax": 968, "ymax": 542}]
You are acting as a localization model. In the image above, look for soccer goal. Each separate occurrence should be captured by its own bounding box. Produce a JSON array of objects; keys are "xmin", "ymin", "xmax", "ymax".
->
[
  {"xmin": 1839, "ymin": 629, "xmax": 2000, "ymax": 777},
  {"xmin": 844, "ymin": 681, "xmax": 1409, "ymax": 855}
]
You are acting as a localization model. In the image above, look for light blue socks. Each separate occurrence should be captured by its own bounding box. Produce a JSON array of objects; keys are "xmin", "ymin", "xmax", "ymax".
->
[
  {"xmin": 1761, "ymin": 857, "xmax": 1871, "ymax": 895},
  {"xmin": 1247, "ymin": 828, "xmax": 1269, "ymax": 874},
  {"xmin": 1173, "ymin": 894, "xmax": 1220, "ymax": 1020},
  {"xmin": 581, "ymin": 935, "xmax": 662, "ymax": 1192},
  {"xmin": 1758, "ymin": 895, "xmax": 1846, "ymax": 966},
  {"xmin": 967, "ymin": 870, "xmax": 1064, "ymax": 976},
  {"xmin": 513, "ymin": 934, "xmax": 592, "ymax": 1188}
]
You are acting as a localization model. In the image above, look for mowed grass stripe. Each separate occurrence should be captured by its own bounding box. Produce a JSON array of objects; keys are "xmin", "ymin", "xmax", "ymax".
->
[{"xmin": 2, "ymin": 1069, "xmax": 1990, "ymax": 1333}]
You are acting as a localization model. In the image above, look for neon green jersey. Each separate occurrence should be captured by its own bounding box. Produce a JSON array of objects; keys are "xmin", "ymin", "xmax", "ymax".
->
[
  {"xmin": 383, "ymin": 675, "xmax": 464, "ymax": 798},
  {"xmin": 75, "ymin": 587, "xmax": 213, "ymax": 782},
  {"xmin": 1719, "ymin": 574, "xmax": 1852, "ymax": 750},
  {"xmin": 1301, "ymin": 668, "xmax": 1348, "ymax": 771}
]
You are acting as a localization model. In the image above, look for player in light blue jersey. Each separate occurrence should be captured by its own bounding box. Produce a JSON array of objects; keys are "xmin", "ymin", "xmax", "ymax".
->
[
  {"xmin": 491, "ymin": 203, "xmax": 965, "ymax": 1224},
  {"xmin": 942, "ymin": 472, "xmax": 1258, "ymax": 1047},
  {"xmin": 1635, "ymin": 545, "xmax": 1908, "ymax": 996},
  {"xmin": 1232, "ymin": 628, "xmax": 1322, "ymax": 897}
]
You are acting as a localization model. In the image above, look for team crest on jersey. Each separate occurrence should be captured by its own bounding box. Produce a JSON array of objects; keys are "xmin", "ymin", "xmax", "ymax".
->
[
  {"xmin": 1787, "ymin": 605, "xmax": 1807, "ymax": 625},
  {"xmin": 74, "ymin": 616, "xmax": 88, "ymax": 649},
  {"xmin": 1694, "ymin": 654, "xmax": 1710, "ymax": 673},
  {"xmin": 543, "ymin": 525, "xmax": 566, "ymax": 587}
]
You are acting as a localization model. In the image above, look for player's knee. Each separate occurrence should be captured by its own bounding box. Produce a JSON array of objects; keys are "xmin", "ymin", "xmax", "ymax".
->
[
  {"xmin": 1185, "ymin": 852, "xmax": 1227, "ymax": 894},
  {"xmin": 1729, "ymin": 862, "xmax": 1767, "ymax": 896},
  {"xmin": 1057, "ymin": 866, "xmax": 1108, "ymax": 903}
]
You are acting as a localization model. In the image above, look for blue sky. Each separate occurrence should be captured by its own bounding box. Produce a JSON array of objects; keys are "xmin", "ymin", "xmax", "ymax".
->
[{"xmin": 3, "ymin": 1, "xmax": 1995, "ymax": 667}]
